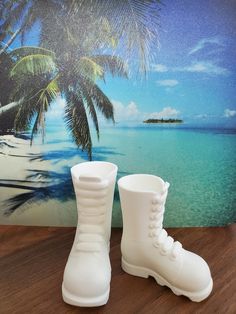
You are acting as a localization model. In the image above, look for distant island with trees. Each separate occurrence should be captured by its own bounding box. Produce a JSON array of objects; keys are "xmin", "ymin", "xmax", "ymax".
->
[{"xmin": 143, "ymin": 118, "xmax": 183, "ymax": 124}]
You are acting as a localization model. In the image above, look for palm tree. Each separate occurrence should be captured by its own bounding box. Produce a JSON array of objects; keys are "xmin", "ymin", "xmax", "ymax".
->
[
  {"xmin": 9, "ymin": 44, "xmax": 128, "ymax": 159},
  {"xmin": 0, "ymin": 0, "xmax": 161, "ymax": 158}
]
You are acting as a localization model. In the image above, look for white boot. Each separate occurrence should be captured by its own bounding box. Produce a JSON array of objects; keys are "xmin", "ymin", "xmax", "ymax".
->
[
  {"xmin": 118, "ymin": 174, "xmax": 213, "ymax": 302},
  {"xmin": 62, "ymin": 161, "xmax": 117, "ymax": 307}
]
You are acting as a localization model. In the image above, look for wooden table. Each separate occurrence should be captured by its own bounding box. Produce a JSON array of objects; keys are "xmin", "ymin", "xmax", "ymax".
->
[{"xmin": 0, "ymin": 225, "xmax": 235, "ymax": 313}]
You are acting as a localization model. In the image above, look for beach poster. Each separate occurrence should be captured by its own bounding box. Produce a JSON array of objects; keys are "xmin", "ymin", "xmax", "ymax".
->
[{"xmin": 0, "ymin": 1, "xmax": 235, "ymax": 227}]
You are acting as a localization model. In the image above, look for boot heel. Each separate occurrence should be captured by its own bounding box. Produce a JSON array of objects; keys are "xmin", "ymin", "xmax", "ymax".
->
[{"xmin": 122, "ymin": 258, "xmax": 149, "ymax": 278}]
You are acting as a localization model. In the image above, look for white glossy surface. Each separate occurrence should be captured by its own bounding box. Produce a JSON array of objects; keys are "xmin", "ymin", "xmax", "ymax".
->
[
  {"xmin": 118, "ymin": 174, "xmax": 213, "ymax": 302},
  {"xmin": 62, "ymin": 161, "xmax": 117, "ymax": 307}
]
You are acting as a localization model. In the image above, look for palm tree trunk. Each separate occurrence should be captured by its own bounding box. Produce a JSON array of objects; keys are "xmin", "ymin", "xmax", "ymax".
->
[
  {"xmin": 0, "ymin": 28, "xmax": 20, "ymax": 56},
  {"xmin": 0, "ymin": 102, "xmax": 19, "ymax": 114}
]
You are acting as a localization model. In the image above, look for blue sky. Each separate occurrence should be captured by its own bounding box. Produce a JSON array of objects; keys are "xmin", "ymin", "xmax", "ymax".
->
[
  {"xmin": 97, "ymin": 0, "xmax": 236, "ymax": 127},
  {"xmin": 6, "ymin": 0, "xmax": 236, "ymax": 128}
]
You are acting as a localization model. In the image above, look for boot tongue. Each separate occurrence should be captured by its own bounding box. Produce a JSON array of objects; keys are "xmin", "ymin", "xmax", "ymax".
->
[
  {"xmin": 152, "ymin": 181, "xmax": 169, "ymax": 204},
  {"xmin": 160, "ymin": 181, "xmax": 170, "ymax": 201}
]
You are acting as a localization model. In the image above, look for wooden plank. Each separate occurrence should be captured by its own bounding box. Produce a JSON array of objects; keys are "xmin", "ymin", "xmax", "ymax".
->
[{"xmin": 0, "ymin": 225, "xmax": 235, "ymax": 313}]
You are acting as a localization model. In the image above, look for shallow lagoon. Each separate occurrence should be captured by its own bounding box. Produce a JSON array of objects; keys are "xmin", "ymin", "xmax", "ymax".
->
[{"xmin": 1, "ymin": 124, "xmax": 235, "ymax": 227}]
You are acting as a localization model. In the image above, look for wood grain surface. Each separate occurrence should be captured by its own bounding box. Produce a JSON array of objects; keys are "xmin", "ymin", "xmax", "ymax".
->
[{"xmin": 0, "ymin": 225, "xmax": 235, "ymax": 314}]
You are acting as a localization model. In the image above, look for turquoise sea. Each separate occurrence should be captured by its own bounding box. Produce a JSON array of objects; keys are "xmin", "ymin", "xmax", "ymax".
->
[{"xmin": 40, "ymin": 123, "xmax": 236, "ymax": 227}]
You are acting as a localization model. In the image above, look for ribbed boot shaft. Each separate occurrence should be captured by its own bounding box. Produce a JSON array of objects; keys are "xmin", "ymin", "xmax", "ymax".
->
[{"xmin": 71, "ymin": 161, "xmax": 117, "ymax": 244}]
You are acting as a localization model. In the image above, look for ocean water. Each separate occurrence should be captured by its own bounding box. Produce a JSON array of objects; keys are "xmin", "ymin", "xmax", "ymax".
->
[{"xmin": 39, "ymin": 123, "xmax": 236, "ymax": 227}]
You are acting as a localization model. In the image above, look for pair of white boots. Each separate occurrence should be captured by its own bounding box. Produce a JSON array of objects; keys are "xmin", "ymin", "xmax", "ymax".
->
[{"xmin": 62, "ymin": 161, "xmax": 213, "ymax": 307}]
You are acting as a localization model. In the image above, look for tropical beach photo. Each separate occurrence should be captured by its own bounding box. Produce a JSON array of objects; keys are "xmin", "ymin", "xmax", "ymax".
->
[{"xmin": 0, "ymin": 0, "xmax": 235, "ymax": 227}]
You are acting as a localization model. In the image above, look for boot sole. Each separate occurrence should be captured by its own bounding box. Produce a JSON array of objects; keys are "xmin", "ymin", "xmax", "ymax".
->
[
  {"xmin": 122, "ymin": 258, "xmax": 213, "ymax": 302},
  {"xmin": 62, "ymin": 283, "xmax": 110, "ymax": 307}
]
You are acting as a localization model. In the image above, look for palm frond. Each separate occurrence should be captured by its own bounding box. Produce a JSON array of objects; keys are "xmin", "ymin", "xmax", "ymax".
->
[
  {"xmin": 37, "ymin": 76, "xmax": 60, "ymax": 112},
  {"xmin": 30, "ymin": 77, "xmax": 59, "ymax": 144},
  {"xmin": 0, "ymin": 1, "xmax": 14, "ymax": 21},
  {"xmin": 14, "ymin": 77, "xmax": 59, "ymax": 143},
  {"xmin": 10, "ymin": 73, "xmax": 46, "ymax": 102},
  {"xmin": 14, "ymin": 97, "xmax": 37, "ymax": 132},
  {"xmin": 79, "ymin": 81, "xmax": 100, "ymax": 139},
  {"xmin": 0, "ymin": 0, "xmax": 27, "ymax": 41},
  {"xmin": 10, "ymin": 54, "xmax": 57, "ymax": 77},
  {"xmin": 65, "ymin": 2, "xmax": 118, "ymax": 53},
  {"xmin": 64, "ymin": 90, "xmax": 92, "ymax": 160},
  {"xmin": 87, "ymin": 99, "xmax": 99, "ymax": 140},
  {"xmin": 0, "ymin": 50, "xmax": 15, "ymax": 107},
  {"xmin": 90, "ymin": 55, "xmax": 128, "ymax": 78},
  {"xmin": 30, "ymin": 107, "xmax": 44, "ymax": 144},
  {"xmin": 77, "ymin": 56, "xmax": 104, "ymax": 81},
  {"xmin": 10, "ymin": 46, "xmax": 54, "ymax": 60},
  {"xmin": 85, "ymin": 16, "xmax": 118, "ymax": 51},
  {"xmin": 95, "ymin": 0, "xmax": 161, "ymax": 74},
  {"xmin": 79, "ymin": 77, "xmax": 114, "ymax": 122}
]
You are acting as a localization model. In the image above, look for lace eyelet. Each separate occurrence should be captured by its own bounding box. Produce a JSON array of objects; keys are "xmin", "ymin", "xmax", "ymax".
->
[
  {"xmin": 170, "ymin": 253, "xmax": 177, "ymax": 261},
  {"xmin": 153, "ymin": 241, "xmax": 160, "ymax": 248},
  {"xmin": 160, "ymin": 249, "xmax": 168, "ymax": 256},
  {"xmin": 152, "ymin": 197, "xmax": 159, "ymax": 205},
  {"xmin": 161, "ymin": 190, "xmax": 166, "ymax": 196},
  {"xmin": 154, "ymin": 222, "xmax": 161, "ymax": 228},
  {"xmin": 150, "ymin": 215, "xmax": 156, "ymax": 220},
  {"xmin": 149, "ymin": 223, "xmax": 155, "ymax": 229}
]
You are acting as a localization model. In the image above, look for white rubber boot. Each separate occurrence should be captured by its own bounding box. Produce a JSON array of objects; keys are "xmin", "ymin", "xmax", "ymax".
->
[
  {"xmin": 62, "ymin": 161, "xmax": 117, "ymax": 307},
  {"xmin": 118, "ymin": 174, "xmax": 213, "ymax": 302}
]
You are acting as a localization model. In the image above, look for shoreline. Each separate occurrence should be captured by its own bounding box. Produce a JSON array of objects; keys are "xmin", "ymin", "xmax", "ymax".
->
[
  {"xmin": 0, "ymin": 134, "xmax": 78, "ymax": 226},
  {"xmin": 0, "ymin": 135, "xmax": 50, "ymax": 222}
]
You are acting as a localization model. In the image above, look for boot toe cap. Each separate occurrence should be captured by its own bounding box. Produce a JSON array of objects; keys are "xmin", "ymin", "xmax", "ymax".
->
[
  {"xmin": 63, "ymin": 253, "xmax": 111, "ymax": 298},
  {"xmin": 176, "ymin": 250, "xmax": 212, "ymax": 293}
]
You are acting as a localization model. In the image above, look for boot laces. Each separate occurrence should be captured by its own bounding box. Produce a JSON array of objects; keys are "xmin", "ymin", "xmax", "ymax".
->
[
  {"xmin": 73, "ymin": 175, "xmax": 109, "ymax": 252},
  {"xmin": 150, "ymin": 182, "xmax": 182, "ymax": 259}
]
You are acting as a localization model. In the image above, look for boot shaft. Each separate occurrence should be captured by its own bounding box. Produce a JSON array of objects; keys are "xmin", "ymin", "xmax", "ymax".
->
[
  {"xmin": 118, "ymin": 174, "xmax": 169, "ymax": 242},
  {"xmin": 71, "ymin": 161, "xmax": 117, "ymax": 243}
]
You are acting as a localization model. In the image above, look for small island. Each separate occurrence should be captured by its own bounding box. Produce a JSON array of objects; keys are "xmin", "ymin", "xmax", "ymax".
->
[{"xmin": 143, "ymin": 118, "xmax": 183, "ymax": 124}]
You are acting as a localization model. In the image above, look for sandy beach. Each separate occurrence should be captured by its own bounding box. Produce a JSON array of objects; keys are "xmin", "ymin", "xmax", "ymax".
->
[{"xmin": 0, "ymin": 134, "xmax": 77, "ymax": 226}]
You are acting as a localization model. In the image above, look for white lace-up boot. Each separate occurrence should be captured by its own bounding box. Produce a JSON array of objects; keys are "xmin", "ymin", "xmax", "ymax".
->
[
  {"xmin": 62, "ymin": 161, "xmax": 117, "ymax": 307},
  {"xmin": 118, "ymin": 174, "xmax": 213, "ymax": 302}
]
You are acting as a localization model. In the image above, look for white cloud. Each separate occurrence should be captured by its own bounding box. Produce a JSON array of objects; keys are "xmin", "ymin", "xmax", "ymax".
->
[
  {"xmin": 189, "ymin": 37, "xmax": 224, "ymax": 55},
  {"xmin": 151, "ymin": 61, "xmax": 229, "ymax": 76},
  {"xmin": 151, "ymin": 64, "xmax": 168, "ymax": 72},
  {"xmin": 224, "ymin": 109, "xmax": 236, "ymax": 118},
  {"xmin": 156, "ymin": 79, "xmax": 179, "ymax": 87},
  {"xmin": 112, "ymin": 100, "xmax": 140, "ymax": 121},
  {"xmin": 149, "ymin": 107, "xmax": 180, "ymax": 119},
  {"xmin": 106, "ymin": 101, "xmax": 182, "ymax": 123},
  {"xmin": 126, "ymin": 101, "xmax": 139, "ymax": 116},
  {"xmin": 56, "ymin": 96, "xmax": 66, "ymax": 108},
  {"xmin": 174, "ymin": 61, "xmax": 230, "ymax": 76},
  {"xmin": 47, "ymin": 95, "xmax": 65, "ymax": 118}
]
